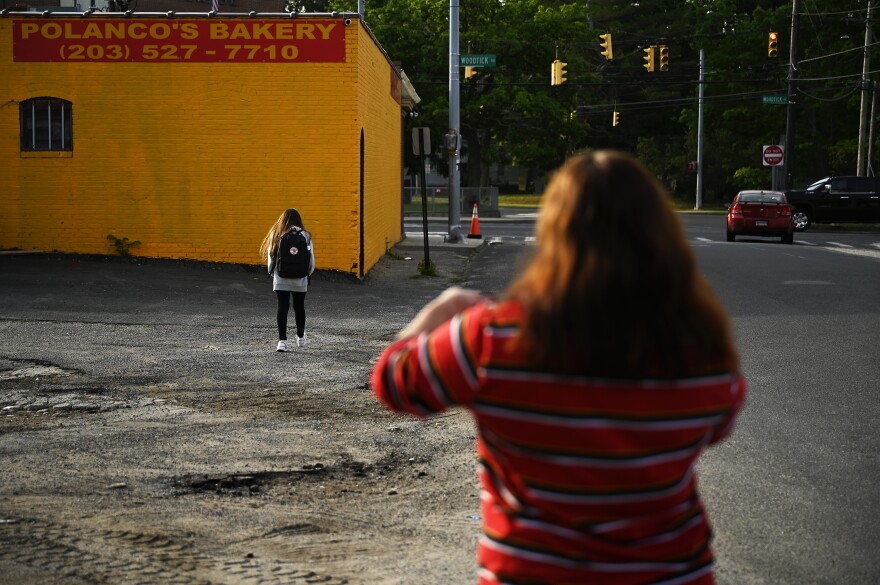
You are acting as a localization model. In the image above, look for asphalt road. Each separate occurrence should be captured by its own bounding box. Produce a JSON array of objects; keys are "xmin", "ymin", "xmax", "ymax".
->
[
  {"xmin": 689, "ymin": 216, "xmax": 880, "ymax": 585},
  {"xmin": 461, "ymin": 214, "xmax": 880, "ymax": 585},
  {"xmin": 2, "ymin": 213, "xmax": 878, "ymax": 584}
]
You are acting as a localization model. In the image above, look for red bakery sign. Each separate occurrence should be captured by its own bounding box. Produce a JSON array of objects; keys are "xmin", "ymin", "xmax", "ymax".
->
[{"xmin": 12, "ymin": 18, "xmax": 346, "ymax": 63}]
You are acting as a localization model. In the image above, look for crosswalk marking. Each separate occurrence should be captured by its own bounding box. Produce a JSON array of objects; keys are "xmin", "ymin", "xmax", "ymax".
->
[{"xmin": 402, "ymin": 232, "xmax": 880, "ymax": 259}]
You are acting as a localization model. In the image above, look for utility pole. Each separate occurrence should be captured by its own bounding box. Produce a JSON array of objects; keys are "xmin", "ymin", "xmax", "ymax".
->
[
  {"xmin": 869, "ymin": 83, "xmax": 879, "ymax": 176},
  {"xmin": 783, "ymin": 0, "xmax": 801, "ymax": 190},
  {"xmin": 857, "ymin": 0, "xmax": 874, "ymax": 176},
  {"xmin": 695, "ymin": 48, "xmax": 704, "ymax": 210},
  {"xmin": 445, "ymin": 0, "xmax": 464, "ymax": 243}
]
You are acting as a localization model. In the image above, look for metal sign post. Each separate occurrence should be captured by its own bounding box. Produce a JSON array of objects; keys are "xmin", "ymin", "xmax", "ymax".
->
[
  {"xmin": 695, "ymin": 49, "xmax": 704, "ymax": 210},
  {"xmin": 412, "ymin": 127, "xmax": 432, "ymax": 267},
  {"xmin": 446, "ymin": 0, "xmax": 464, "ymax": 243}
]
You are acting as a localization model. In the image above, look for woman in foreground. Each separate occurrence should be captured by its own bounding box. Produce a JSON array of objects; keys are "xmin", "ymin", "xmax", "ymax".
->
[{"xmin": 371, "ymin": 150, "xmax": 746, "ymax": 585}]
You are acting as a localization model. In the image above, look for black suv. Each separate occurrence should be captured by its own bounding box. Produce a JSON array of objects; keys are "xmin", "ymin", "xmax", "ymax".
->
[{"xmin": 785, "ymin": 176, "xmax": 880, "ymax": 231}]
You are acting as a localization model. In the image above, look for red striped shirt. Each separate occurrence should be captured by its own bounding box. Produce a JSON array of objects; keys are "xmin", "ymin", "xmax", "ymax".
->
[{"xmin": 371, "ymin": 300, "xmax": 746, "ymax": 585}]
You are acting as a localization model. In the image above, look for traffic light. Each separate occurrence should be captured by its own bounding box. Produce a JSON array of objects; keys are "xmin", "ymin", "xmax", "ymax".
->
[
  {"xmin": 551, "ymin": 59, "xmax": 567, "ymax": 86},
  {"xmin": 464, "ymin": 66, "xmax": 476, "ymax": 80},
  {"xmin": 613, "ymin": 111, "xmax": 620, "ymax": 127},
  {"xmin": 643, "ymin": 46, "xmax": 655, "ymax": 72},
  {"xmin": 599, "ymin": 33, "xmax": 613, "ymax": 61},
  {"xmin": 768, "ymin": 32, "xmax": 779, "ymax": 58},
  {"xmin": 657, "ymin": 45, "xmax": 669, "ymax": 71}
]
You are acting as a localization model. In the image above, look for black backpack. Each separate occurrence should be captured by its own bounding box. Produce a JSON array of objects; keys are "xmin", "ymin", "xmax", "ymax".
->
[{"xmin": 275, "ymin": 229, "xmax": 310, "ymax": 279}]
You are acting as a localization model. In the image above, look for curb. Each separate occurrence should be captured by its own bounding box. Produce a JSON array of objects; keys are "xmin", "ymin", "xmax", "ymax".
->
[{"xmin": 395, "ymin": 234, "xmax": 486, "ymax": 251}]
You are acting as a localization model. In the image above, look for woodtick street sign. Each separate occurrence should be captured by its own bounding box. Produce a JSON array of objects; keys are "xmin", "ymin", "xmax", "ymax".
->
[
  {"xmin": 762, "ymin": 95, "xmax": 788, "ymax": 105},
  {"xmin": 461, "ymin": 54, "xmax": 496, "ymax": 67}
]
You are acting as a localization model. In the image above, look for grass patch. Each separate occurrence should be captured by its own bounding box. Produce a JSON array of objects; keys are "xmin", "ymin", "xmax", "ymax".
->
[
  {"xmin": 498, "ymin": 194, "xmax": 542, "ymax": 208},
  {"xmin": 404, "ymin": 197, "xmax": 449, "ymax": 214},
  {"xmin": 404, "ymin": 192, "xmax": 729, "ymax": 213},
  {"xmin": 385, "ymin": 239, "xmax": 404, "ymax": 260},
  {"xmin": 417, "ymin": 259, "xmax": 438, "ymax": 276},
  {"xmin": 668, "ymin": 198, "xmax": 728, "ymax": 213}
]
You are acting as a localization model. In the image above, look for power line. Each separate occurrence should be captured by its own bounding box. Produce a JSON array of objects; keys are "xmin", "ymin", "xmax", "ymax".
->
[
  {"xmin": 800, "ymin": 8, "xmax": 869, "ymax": 16},
  {"xmin": 798, "ymin": 40, "xmax": 880, "ymax": 63},
  {"xmin": 576, "ymin": 88, "xmax": 790, "ymax": 113},
  {"xmin": 797, "ymin": 67, "xmax": 880, "ymax": 81},
  {"xmin": 798, "ymin": 84, "xmax": 862, "ymax": 101}
]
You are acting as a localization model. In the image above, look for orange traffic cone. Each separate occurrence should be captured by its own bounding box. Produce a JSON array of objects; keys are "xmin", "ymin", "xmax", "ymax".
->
[{"xmin": 467, "ymin": 203, "xmax": 483, "ymax": 239}]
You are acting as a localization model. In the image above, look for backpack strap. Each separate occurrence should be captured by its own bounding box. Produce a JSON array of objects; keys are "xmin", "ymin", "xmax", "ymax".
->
[
  {"xmin": 290, "ymin": 226, "xmax": 312, "ymax": 250},
  {"xmin": 270, "ymin": 231, "xmax": 290, "ymax": 275}
]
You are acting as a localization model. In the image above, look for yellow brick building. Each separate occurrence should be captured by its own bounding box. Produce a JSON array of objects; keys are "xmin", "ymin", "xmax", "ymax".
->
[{"xmin": 1, "ymin": 13, "xmax": 416, "ymax": 277}]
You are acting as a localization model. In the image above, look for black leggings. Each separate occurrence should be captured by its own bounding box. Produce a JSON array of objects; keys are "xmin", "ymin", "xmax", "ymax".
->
[{"xmin": 276, "ymin": 290, "xmax": 307, "ymax": 340}]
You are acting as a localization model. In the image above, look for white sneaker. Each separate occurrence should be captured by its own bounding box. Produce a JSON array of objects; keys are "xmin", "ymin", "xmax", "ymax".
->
[
  {"xmin": 296, "ymin": 334, "xmax": 308, "ymax": 347},
  {"xmin": 276, "ymin": 340, "xmax": 289, "ymax": 352}
]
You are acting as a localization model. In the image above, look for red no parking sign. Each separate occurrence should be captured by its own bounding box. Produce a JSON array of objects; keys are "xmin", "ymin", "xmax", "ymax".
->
[{"xmin": 763, "ymin": 144, "xmax": 784, "ymax": 166}]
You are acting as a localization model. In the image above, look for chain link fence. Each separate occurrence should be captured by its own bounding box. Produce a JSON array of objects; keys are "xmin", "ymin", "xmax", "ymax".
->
[{"xmin": 403, "ymin": 186, "xmax": 499, "ymax": 217}]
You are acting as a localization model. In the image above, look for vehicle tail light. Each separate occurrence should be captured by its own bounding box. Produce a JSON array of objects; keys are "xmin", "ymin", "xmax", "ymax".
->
[
  {"xmin": 729, "ymin": 203, "xmax": 742, "ymax": 215},
  {"xmin": 781, "ymin": 205, "xmax": 792, "ymax": 216}
]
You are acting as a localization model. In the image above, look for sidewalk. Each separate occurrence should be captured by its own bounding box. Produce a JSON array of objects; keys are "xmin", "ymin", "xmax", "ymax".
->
[
  {"xmin": 404, "ymin": 206, "xmax": 539, "ymax": 222},
  {"xmin": 395, "ymin": 232, "xmax": 487, "ymax": 252}
]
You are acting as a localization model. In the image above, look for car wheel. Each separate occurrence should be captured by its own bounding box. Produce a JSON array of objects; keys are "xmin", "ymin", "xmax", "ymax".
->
[
  {"xmin": 782, "ymin": 232, "xmax": 794, "ymax": 244},
  {"xmin": 726, "ymin": 230, "xmax": 735, "ymax": 242},
  {"xmin": 791, "ymin": 208, "xmax": 811, "ymax": 231}
]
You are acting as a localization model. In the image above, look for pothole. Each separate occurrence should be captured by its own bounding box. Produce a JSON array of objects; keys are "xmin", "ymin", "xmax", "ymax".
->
[
  {"xmin": 0, "ymin": 358, "xmax": 171, "ymax": 420},
  {"xmin": 0, "ymin": 357, "xmax": 80, "ymax": 382},
  {"xmin": 0, "ymin": 364, "xmax": 72, "ymax": 381},
  {"xmin": 171, "ymin": 466, "xmax": 330, "ymax": 497},
  {"xmin": 169, "ymin": 455, "xmax": 423, "ymax": 499},
  {"xmin": 1, "ymin": 389, "xmax": 134, "ymax": 416}
]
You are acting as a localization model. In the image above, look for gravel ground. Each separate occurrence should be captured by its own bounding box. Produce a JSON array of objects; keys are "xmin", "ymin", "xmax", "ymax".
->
[{"xmin": 0, "ymin": 238, "xmax": 496, "ymax": 585}]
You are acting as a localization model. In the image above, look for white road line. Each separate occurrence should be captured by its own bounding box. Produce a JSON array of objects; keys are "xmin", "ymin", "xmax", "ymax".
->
[
  {"xmin": 404, "ymin": 231, "xmax": 448, "ymax": 237},
  {"xmin": 826, "ymin": 241, "xmax": 854, "ymax": 248},
  {"xmin": 822, "ymin": 247, "xmax": 880, "ymax": 260},
  {"xmin": 784, "ymin": 280, "xmax": 834, "ymax": 285},
  {"xmin": 797, "ymin": 240, "xmax": 818, "ymax": 246},
  {"xmin": 695, "ymin": 237, "xmax": 713, "ymax": 243}
]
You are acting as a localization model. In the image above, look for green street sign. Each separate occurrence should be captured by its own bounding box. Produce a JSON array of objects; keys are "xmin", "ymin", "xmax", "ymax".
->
[
  {"xmin": 762, "ymin": 95, "xmax": 788, "ymax": 105},
  {"xmin": 461, "ymin": 54, "xmax": 496, "ymax": 67}
]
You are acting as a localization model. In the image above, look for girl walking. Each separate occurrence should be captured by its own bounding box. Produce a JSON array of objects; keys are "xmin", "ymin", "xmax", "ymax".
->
[{"xmin": 259, "ymin": 208, "xmax": 315, "ymax": 352}]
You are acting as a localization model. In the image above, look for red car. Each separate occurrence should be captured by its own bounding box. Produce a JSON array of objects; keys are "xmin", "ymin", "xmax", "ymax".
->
[{"xmin": 726, "ymin": 190, "xmax": 794, "ymax": 244}]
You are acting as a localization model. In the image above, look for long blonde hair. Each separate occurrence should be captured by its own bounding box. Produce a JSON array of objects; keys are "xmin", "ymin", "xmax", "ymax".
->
[
  {"xmin": 506, "ymin": 150, "xmax": 737, "ymax": 378},
  {"xmin": 259, "ymin": 208, "xmax": 309, "ymax": 261}
]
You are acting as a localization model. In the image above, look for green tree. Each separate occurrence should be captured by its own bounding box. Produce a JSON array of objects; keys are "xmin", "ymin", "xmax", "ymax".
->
[
  {"xmin": 285, "ymin": 0, "xmax": 333, "ymax": 12},
  {"xmin": 331, "ymin": 0, "xmax": 879, "ymax": 197}
]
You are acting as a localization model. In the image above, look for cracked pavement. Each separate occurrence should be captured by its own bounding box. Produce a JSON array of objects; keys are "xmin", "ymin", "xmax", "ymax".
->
[{"xmin": 0, "ymin": 238, "xmax": 505, "ymax": 585}]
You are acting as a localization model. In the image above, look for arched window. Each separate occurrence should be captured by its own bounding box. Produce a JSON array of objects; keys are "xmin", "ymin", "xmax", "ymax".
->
[{"xmin": 20, "ymin": 98, "xmax": 73, "ymax": 152}]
